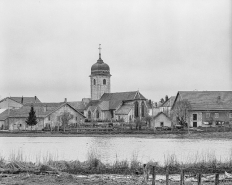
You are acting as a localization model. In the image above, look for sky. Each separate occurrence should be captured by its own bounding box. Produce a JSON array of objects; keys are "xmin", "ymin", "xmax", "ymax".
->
[{"xmin": 0, "ymin": 0, "xmax": 231, "ymax": 103}]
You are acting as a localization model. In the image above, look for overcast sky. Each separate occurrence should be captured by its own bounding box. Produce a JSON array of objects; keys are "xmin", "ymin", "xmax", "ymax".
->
[{"xmin": 0, "ymin": 0, "xmax": 231, "ymax": 103}]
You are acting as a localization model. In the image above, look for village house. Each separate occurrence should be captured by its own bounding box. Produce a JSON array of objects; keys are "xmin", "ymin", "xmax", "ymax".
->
[
  {"xmin": 0, "ymin": 101, "xmax": 85, "ymax": 131},
  {"xmin": 171, "ymin": 91, "xmax": 232, "ymax": 127},
  {"xmin": 151, "ymin": 112, "xmax": 172, "ymax": 130},
  {"xmin": 0, "ymin": 96, "xmax": 41, "ymax": 110}
]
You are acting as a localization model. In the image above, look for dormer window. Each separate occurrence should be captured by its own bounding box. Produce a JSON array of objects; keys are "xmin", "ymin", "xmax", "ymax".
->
[{"xmin": 103, "ymin": 79, "xmax": 106, "ymax": 85}]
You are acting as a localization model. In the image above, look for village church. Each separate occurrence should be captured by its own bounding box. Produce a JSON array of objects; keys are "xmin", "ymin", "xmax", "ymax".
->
[{"xmin": 83, "ymin": 45, "xmax": 149, "ymax": 122}]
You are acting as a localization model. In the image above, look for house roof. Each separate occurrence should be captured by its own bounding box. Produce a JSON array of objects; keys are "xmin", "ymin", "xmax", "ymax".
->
[
  {"xmin": 0, "ymin": 109, "xmax": 10, "ymax": 121},
  {"xmin": 161, "ymin": 96, "xmax": 176, "ymax": 107},
  {"xmin": 115, "ymin": 104, "xmax": 133, "ymax": 115},
  {"xmin": 173, "ymin": 91, "xmax": 232, "ymax": 111},
  {"xmin": 0, "ymin": 96, "xmax": 41, "ymax": 105},
  {"xmin": 68, "ymin": 101, "xmax": 87, "ymax": 111},
  {"xmin": 0, "ymin": 102, "xmax": 85, "ymax": 120},
  {"xmin": 153, "ymin": 112, "xmax": 171, "ymax": 120},
  {"xmin": 100, "ymin": 91, "xmax": 146, "ymax": 101}
]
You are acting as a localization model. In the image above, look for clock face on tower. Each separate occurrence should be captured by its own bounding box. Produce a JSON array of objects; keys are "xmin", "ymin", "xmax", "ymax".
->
[{"xmin": 90, "ymin": 45, "xmax": 111, "ymax": 100}]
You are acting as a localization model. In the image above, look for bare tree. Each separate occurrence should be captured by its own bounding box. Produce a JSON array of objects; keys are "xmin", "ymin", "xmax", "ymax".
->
[
  {"xmin": 60, "ymin": 111, "xmax": 73, "ymax": 132},
  {"xmin": 171, "ymin": 99, "xmax": 192, "ymax": 132}
]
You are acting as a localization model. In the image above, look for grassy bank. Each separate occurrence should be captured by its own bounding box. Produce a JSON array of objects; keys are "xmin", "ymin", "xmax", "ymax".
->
[
  {"xmin": 1, "ymin": 130, "xmax": 232, "ymax": 139},
  {"xmin": 1, "ymin": 150, "xmax": 232, "ymax": 175}
]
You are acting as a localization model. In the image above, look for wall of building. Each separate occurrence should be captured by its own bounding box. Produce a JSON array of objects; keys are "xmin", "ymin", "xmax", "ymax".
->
[
  {"xmin": 151, "ymin": 114, "xmax": 172, "ymax": 129},
  {"xmin": 44, "ymin": 105, "xmax": 84, "ymax": 128},
  {"xmin": 8, "ymin": 118, "xmax": 44, "ymax": 131},
  {"xmin": 0, "ymin": 98, "xmax": 22, "ymax": 109},
  {"xmin": 90, "ymin": 75, "xmax": 111, "ymax": 100}
]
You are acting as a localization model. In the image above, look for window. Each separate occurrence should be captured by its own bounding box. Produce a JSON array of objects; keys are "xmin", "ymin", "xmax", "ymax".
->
[
  {"xmin": 88, "ymin": 111, "xmax": 91, "ymax": 119},
  {"xmin": 48, "ymin": 116, "xmax": 51, "ymax": 121},
  {"xmin": 103, "ymin": 79, "xmax": 106, "ymax": 85},
  {"xmin": 206, "ymin": 113, "xmax": 210, "ymax": 118},
  {"xmin": 134, "ymin": 101, "xmax": 139, "ymax": 118},
  {"xmin": 215, "ymin": 113, "xmax": 219, "ymax": 118},
  {"xmin": 141, "ymin": 101, "xmax": 145, "ymax": 117},
  {"xmin": 93, "ymin": 79, "xmax": 96, "ymax": 85},
  {"xmin": 96, "ymin": 110, "xmax": 100, "ymax": 119},
  {"xmin": 76, "ymin": 117, "xmax": 78, "ymax": 121},
  {"xmin": 160, "ymin": 122, "xmax": 164, "ymax": 127},
  {"xmin": 193, "ymin": 114, "xmax": 197, "ymax": 121},
  {"xmin": 229, "ymin": 113, "xmax": 232, "ymax": 118}
]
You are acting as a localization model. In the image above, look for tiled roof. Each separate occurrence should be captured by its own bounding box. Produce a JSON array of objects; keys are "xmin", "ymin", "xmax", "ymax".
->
[
  {"xmin": 100, "ymin": 91, "xmax": 146, "ymax": 101},
  {"xmin": 99, "ymin": 101, "xmax": 109, "ymax": 111},
  {"xmin": 0, "ymin": 102, "xmax": 85, "ymax": 119},
  {"xmin": 174, "ymin": 91, "xmax": 232, "ymax": 110},
  {"xmin": 109, "ymin": 100, "xmax": 122, "ymax": 110},
  {"xmin": 161, "ymin": 96, "xmax": 176, "ymax": 107},
  {"xmin": 0, "ymin": 109, "xmax": 10, "ymax": 121},
  {"xmin": 68, "ymin": 101, "xmax": 86, "ymax": 111},
  {"xmin": 0, "ymin": 97, "xmax": 41, "ymax": 105},
  {"xmin": 153, "ymin": 112, "xmax": 171, "ymax": 120},
  {"xmin": 10, "ymin": 97, "xmax": 41, "ymax": 104},
  {"xmin": 115, "ymin": 104, "xmax": 133, "ymax": 115}
]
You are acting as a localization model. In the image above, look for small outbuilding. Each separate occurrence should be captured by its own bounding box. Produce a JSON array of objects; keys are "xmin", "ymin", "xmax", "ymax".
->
[{"xmin": 151, "ymin": 112, "xmax": 172, "ymax": 129}]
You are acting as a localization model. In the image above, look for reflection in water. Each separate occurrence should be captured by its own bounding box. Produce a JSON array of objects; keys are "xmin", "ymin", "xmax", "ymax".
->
[{"xmin": 0, "ymin": 137, "xmax": 232, "ymax": 165}]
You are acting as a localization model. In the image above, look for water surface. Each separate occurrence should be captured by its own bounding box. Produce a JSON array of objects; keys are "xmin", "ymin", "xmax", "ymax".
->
[{"xmin": 0, "ymin": 137, "xmax": 231, "ymax": 165}]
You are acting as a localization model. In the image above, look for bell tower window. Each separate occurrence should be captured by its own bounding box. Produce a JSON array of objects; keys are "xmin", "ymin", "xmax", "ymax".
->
[
  {"xmin": 93, "ymin": 79, "xmax": 96, "ymax": 85},
  {"xmin": 103, "ymin": 79, "xmax": 106, "ymax": 85}
]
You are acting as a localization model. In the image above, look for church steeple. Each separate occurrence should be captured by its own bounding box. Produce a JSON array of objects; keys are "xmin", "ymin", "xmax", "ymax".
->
[{"xmin": 90, "ymin": 45, "xmax": 111, "ymax": 100}]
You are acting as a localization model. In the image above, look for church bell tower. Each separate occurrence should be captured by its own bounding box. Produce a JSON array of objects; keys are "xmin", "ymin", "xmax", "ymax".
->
[{"xmin": 90, "ymin": 45, "xmax": 111, "ymax": 100}]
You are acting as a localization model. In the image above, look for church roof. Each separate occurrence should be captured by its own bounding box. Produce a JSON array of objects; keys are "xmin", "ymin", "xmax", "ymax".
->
[
  {"xmin": 100, "ymin": 91, "xmax": 146, "ymax": 101},
  {"xmin": 91, "ymin": 46, "xmax": 110, "ymax": 76},
  {"xmin": 115, "ymin": 104, "xmax": 133, "ymax": 115}
]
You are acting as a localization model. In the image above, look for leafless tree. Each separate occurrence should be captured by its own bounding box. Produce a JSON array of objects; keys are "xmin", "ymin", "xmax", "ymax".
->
[
  {"xmin": 60, "ymin": 111, "xmax": 73, "ymax": 132},
  {"xmin": 171, "ymin": 99, "xmax": 192, "ymax": 132}
]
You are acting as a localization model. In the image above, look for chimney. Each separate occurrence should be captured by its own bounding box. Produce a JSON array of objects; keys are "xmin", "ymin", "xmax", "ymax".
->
[
  {"xmin": 64, "ymin": 98, "xmax": 67, "ymax": 103},
  {"xmin": 34, "ymin": 96, "xmax": 37, "ymax": 103},
  {"xmin": 21, "ymin": 96, "xmax": 23, "ymax": 104}
]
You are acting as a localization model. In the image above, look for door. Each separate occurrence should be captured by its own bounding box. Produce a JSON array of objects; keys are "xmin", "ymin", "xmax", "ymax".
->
[{"xmin": 193, "ymin": 122, "xmax": 197, "ymax": 127}]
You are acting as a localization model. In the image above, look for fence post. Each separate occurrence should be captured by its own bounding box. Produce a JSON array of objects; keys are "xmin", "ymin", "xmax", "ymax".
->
[
  {"xmin": 180, "ymin": 169, "xmax": 185, "ymax": 185},
  {"xmin": 152, "ymin": 165, "xmax": 156, "ymax": 185},
  {"xmin": 215, "ymin": 173, "xmax": 219, "ymax": 185},
  {"xmin": 166, "ymin": 166, "xmax": 169, "ymax": 185},
  {"xmin": 197, "ymin": 173, "xmax": 202, "ymax": 185}
]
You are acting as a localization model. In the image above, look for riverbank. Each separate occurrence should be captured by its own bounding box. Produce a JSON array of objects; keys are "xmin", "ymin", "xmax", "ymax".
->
[
  {"xmin": 1, "ymin": 173, "xmax": 232, "ymax": 185},
  {"xmin": 1, "ymin": 131, "xmax": 232, "ymax": 139}
]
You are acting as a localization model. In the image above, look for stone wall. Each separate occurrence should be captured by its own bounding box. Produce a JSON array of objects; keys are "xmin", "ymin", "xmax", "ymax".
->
[{"xmin": 90, "ymin": 75, "xmax": 111, "ymax": 100}]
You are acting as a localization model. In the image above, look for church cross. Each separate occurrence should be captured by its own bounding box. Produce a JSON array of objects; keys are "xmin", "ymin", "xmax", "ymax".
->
[{"xmin": 98, "ymin": 44, "xmax": 101, "ymax": 59}]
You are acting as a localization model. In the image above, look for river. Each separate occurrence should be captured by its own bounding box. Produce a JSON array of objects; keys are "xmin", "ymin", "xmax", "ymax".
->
[{"xmin": 0, "ymin": 137, "xmax": 232, "ymax": 165}]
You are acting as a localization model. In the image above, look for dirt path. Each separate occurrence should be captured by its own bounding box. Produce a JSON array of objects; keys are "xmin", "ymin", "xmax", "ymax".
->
[{"xmin": 1, "ymin": 173, "xmax": 232, "ymax": 185}]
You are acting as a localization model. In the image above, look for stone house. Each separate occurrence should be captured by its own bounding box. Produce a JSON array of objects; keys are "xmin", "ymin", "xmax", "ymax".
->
[
  {"xmin": 0, "ymin": 96, "xmax": 41, "ymax": 110},
  {"xmin": 172, "ymin": 91, "xmax": 232, "ymax": 127},
  {"xmin": 0, "ymin": 102, "xmax": 85, "ymax": 131},
  {"xmin": 151, "ymin": 112, "xmax": 172, "ymax": 129}
]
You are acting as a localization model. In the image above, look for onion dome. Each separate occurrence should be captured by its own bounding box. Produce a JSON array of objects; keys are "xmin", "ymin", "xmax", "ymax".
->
[{"xmin": 91, "ymin": 45, "xmax": 111, "ymax": 76}]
